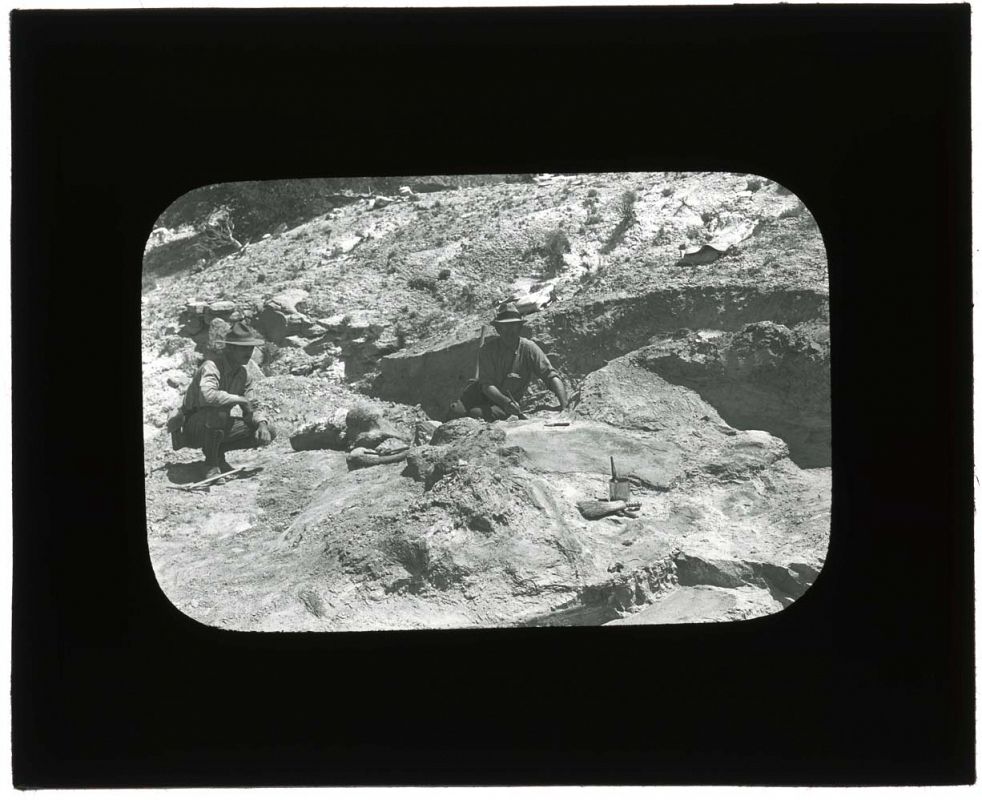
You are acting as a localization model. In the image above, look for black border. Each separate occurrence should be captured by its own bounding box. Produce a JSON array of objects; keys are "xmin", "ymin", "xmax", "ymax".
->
[{"xmin": 10, "ymin": 5, "xmax": 974, "ymax": 787}]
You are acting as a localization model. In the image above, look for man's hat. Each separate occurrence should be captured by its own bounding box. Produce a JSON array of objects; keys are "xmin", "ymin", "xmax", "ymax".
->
[
  {"xmin": 218, "ymin": 321, "xmax": 265, "ymax": 347},
  {"xmin": 492, "ymin": 302, "xmax": 524, "ymax": 325}
]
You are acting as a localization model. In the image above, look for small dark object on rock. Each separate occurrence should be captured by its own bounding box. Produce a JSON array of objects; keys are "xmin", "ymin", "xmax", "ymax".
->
[
  {"xmin": 376, "ymin": 437, "xmax": 410, "ymax": 456},
  {"xmin": 577, "ymin": 499, "xmax": 641, "ymax": 520}
]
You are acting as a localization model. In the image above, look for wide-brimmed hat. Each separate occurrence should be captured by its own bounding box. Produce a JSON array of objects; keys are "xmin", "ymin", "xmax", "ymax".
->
[
  {"xmin": 218, "ymin": 321, "xmax": 265, "ymax": 347},
  {"xmin": 491, "ymin": 303, "xmax": 523, "ymax": 325}
]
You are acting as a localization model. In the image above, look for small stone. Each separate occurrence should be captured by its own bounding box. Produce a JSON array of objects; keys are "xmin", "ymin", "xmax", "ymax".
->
[
  {"xmin": 268, "ymin": 288, "xmax": 310, "ymax": 315},
  {"xmin": 319, "ymin": 314, "xmax": 347, "ymax": 331}
]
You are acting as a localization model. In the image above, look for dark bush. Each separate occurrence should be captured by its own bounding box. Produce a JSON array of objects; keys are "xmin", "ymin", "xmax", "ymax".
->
[
  {"xmin": 543, "ymin": 229, "xmax": 571, "ymax": 274},
  {"xmin": 617, "ymin": 190, "xmax": 638, "ymax": 222}
]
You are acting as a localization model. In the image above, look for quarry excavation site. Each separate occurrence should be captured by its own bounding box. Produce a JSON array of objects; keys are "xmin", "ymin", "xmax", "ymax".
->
[{"xmin": 141, "ymin": 171, "xmax": 831, "ymax": 631}]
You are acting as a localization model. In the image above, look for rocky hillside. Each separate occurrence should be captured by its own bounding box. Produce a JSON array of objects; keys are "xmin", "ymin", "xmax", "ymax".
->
[{"xmin": 142, "ymin": 171, "xmax": 830, "ymax": 630}]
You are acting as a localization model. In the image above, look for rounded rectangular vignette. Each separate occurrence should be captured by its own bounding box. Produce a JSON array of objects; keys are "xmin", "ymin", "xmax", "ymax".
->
[{"xmin": 141, "ymin": 172, "xmax": 830, "ymax": 631}]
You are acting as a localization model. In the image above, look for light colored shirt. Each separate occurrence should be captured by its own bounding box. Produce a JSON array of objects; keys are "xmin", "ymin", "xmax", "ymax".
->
[
  {"xmin": 182, "ymin": 353, "xmax": 268, "ymax": 424},
  {"xmin": 478, "ymin": 336, "xmax": 560, "ymax": 403}
]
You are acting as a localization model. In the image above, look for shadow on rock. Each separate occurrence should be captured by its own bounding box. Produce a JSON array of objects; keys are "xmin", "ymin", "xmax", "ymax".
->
[{"xmin": 165, "ymin": 461, "xmax": 205, "ymax": 485}]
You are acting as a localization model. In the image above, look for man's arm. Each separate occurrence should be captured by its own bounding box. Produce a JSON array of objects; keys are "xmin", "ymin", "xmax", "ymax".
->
[
  {"xmin": 198, "ymin": 361, "xmax": 248, "ymax": 408},
  {"xmin": 548, "ymin": 375, "xmax": 569, "ymax": 411},
  {"xmin": 481, "ymin": 383, "xmax": 527, "ymax": 419},
  {"xmin": 528, "ymin": 342, "xmax": 568, "ymax": 410},
  {"xmin": 240, "ymin": 365, "xmax": 271, "ymax": 443}
]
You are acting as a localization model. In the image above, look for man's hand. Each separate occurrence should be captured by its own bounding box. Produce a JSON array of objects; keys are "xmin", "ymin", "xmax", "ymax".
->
[
  {"xmin": 256, "ymin": 422, "xmax": 272, "ymax": 445},
  {"xmin": 483, "ymin": 384, "xmax": 527, "ymax": 420}
]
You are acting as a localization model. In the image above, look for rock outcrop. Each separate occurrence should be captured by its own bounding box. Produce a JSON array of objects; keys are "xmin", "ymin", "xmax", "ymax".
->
[
  {"xmin": 637, "ymin": 321, "xmax": 831, "ymax": 467},
  {"xmin": 264, "ymin": 357, "xmax": 828, "ymax": 630},
  {"xmin": 375, "ymin": 285, "xmax": 828, "ymax": 420}
]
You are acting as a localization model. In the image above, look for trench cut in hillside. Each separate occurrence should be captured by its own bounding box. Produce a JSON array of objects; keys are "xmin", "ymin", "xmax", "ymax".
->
[{"xmin": 372, "ymin": 285, "xmax": 830, "ymax": 468}]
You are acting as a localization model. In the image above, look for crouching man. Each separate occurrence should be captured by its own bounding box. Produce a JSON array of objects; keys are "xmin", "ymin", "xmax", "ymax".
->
[
  {"xmin": 449, "ymin": 303, "xmax": 568, "ymax": 422},
  {"xmin": 174, "ymin": 321, "xmax": 277, "ymax": 480}
]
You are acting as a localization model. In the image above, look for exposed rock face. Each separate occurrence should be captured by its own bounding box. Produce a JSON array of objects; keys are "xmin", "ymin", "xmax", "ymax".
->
[
  {"xmin": 259, "ymin": 357, "xmax": 828, "ymax": 630},
  {"xmin": 637, "ymin": 321, "xmax": 831, "ymax": 467},
  {"xmin": 605, "ymin": 585, "xmax": 784, "ymax": 625},
  {"xmin": 375, "ymin": 336, "xmax": 483, "ymax": 421},
  {"xmin": 573, "ymin": 355, "xmax": 724, "ymax": 433},
  {"xmin": 375, "ymin": 285, "xmax": 828, "ymax": 420}
]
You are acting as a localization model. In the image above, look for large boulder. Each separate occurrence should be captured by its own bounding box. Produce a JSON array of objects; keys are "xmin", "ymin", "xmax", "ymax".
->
[{"xmin": 255, "ymin": 305, "xmax": 314, "ymax": 345}]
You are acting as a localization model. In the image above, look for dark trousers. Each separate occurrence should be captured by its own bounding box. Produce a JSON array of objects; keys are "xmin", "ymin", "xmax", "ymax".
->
[
  {"xmin": 450, "ymin": 381, "xmax": 513, "ymax": 422},
  {"xmin": 181, "ymin": 408, "xmax": 277, "ymax": 461}
]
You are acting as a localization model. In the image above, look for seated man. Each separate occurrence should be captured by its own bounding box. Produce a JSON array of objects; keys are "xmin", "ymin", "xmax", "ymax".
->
[
  {"xmin": 175, "ymin": 321, "xmax": 277, "ymax": 479},
  {"xmin": 450, "ymin": 303, "xmax": 568, "ymax": 422}
]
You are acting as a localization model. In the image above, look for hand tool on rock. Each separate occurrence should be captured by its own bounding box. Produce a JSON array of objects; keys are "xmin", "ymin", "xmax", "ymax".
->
[{"xmin": 504, "ymin": 388, "xmax": 528, "ymax": 420}]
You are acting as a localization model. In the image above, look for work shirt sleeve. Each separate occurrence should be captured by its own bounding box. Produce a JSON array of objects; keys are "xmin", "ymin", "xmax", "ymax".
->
[
  {"xmin": 527, "ymin": 341, "xmax": 560, "ymax": 384},
  {"xmin": 197, "ymin": 360, "xmax": 240, "ymax": 407},
  {"xmin": 241, "ymin": 363, "xmax": 268, "ymax": 425}
]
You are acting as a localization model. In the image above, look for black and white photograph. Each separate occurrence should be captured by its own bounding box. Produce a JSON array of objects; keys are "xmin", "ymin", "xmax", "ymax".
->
[
  {"xmin": 13, "ymin": 3, "xmax": 973, "ymax": 788},
  {"xmin": 142, "ymin": 172, "xmax": 831, "ymax": 631}
]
